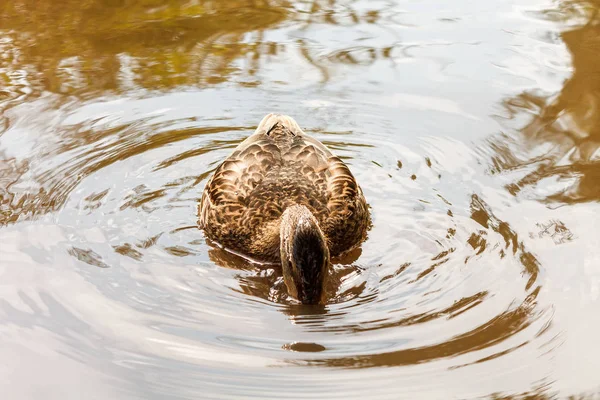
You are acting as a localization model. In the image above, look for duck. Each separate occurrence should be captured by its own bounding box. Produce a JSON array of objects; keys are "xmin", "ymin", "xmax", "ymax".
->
[{"xmin": 198, "ymin": 114, "xmax": 370, "ymax": 304}]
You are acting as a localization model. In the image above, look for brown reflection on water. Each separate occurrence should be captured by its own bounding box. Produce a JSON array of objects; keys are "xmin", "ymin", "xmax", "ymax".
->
[
  {"xmin": 2, "ymin": 0, "xmax": 600, "ymax": 398},
  {"xmin": 291, "ymin": 194, "xmax": 542, "ymax": 368},
  {"xmin": 0, "ymin": 0, "xmax": 401, "ymax": 106},
  {"xmin": 0, "ymin": 0, "xmax": 396, "ymax": 100},
  {"xmin": 0, "ymin": 0, "xmax": 289, "ymax": 96},
  {"xmin": 494, "ymin": 1, "xmax": 600, "ymax": 203}
]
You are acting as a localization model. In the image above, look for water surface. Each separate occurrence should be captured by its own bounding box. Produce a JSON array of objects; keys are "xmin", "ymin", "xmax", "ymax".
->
[{"xmin": 1, "ymin": 0, "xmax": 600, "ymax": 399}]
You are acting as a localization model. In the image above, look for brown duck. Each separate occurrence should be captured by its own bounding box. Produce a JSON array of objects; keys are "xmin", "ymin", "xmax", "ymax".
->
[{"xmin": 198, "ymin": 114, "xmax": 370, "ymax": 304}]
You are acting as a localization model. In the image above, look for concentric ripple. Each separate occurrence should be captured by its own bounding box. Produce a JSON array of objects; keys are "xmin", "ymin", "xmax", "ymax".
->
[
  {"xmin": 2, "ymin": 0, "xmax": 600, "ymax": 398},
  {"xmin": 0, "ymin": 89, "xmax": 560, "ymax": 399}
]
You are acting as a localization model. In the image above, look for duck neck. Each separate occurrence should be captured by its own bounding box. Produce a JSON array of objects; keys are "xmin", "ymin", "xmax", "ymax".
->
[{"xmin": 279, "ymin": 205, "xmax": 329, "ymax": 304}]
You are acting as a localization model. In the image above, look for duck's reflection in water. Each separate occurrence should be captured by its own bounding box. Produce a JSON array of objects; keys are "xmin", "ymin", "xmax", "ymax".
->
[{"xmin": 206, "ymin": 242, "xmax": 367, "ymax": 306}]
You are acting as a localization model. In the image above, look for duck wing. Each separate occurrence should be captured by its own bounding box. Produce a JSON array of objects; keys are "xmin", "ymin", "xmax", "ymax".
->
[
  {"xmin": 198, "ymin": 132, "xmax": 281, "ymax": 230},
  {"xmin": 300, "ymin": 135, "xmax": 369, "ymax": 255}
]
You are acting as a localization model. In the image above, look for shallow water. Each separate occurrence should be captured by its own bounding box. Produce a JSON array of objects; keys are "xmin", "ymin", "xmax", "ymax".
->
[{"xmin": 1, "ymin": 0, "xmax": 600, "ymax": 399}]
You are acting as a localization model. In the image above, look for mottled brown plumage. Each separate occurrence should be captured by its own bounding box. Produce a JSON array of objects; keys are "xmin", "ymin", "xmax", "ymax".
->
[{"xmin": 198, "ymin": 114, "xmax": 370, "ymax": 303}]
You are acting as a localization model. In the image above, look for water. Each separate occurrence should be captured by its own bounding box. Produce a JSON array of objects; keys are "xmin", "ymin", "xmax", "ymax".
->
[{"xmin": 1, "ymin": 0, "xmax": 599, "ymax": 399}]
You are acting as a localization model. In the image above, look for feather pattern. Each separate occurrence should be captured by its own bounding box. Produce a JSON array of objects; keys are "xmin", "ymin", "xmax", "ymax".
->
[{"xmin": 198, "ymin": 113, "xmax": 370, "ymax": 262}]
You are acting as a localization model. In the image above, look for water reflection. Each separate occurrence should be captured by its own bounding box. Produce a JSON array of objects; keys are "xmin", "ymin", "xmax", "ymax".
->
[
  {"xmin": 209, "ymin": 244, "xmax": 366, "ymax": 304},
  {"xmin": 1, "ymin": 0, "xmax": 600, "ymax": 399},
  {"xmin": 0, "ymin": 0, "xmax": 399, "ymax": 101},
  {"xmin": 0, "ymin": 0, "xmax": 289, "ymax": 96},
  {"xmin": 494, "ymin": 1, "xmax": 600, "ymax": 204},
  {"xmin": 289, "ymin": 194, "xmax": 543, "ymax": 368}
]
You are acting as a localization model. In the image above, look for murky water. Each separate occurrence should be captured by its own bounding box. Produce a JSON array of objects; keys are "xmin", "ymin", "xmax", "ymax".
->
[{"xmin": 1, "ymin": 0, "xmax": 599, "ymax": 399}]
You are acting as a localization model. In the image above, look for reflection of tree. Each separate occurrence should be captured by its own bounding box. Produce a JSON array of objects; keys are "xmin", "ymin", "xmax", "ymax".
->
[
  {"xmin": 0, "ymin": 0, "xmax": 290, "ymax": 96},
  {"xmin": 0, "ymin": 0, "xmax": 396, "ymax": 99},
  {"xmin": 493, "ymin": 1, "xmax": 600, "ymax": 203}
]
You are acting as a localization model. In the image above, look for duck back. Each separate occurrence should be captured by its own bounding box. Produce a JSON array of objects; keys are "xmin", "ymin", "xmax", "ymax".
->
[{"xmin": 198, "ymin": 114, "xmax": 369, "ymax": 262}]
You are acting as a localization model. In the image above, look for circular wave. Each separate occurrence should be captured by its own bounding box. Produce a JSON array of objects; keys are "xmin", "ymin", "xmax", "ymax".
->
[{"xmin": 1, "ymin": 93, "xmax": 555, "ymax": 399}]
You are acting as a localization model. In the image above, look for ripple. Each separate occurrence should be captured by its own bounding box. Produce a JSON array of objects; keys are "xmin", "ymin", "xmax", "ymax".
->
[
  {"xmin": 3, "ymin": 0, "xmax": 599, "ymax": 396},
  {"xmin": 34, "ymin": 99, "xmax": 551, "ymax": 383},
  {"xmin": 0, "ymin": 89, "xmax": 575, "ymax": 400}
]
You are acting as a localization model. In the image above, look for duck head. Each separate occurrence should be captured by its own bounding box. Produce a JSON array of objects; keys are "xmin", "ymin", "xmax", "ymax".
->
[{"xmin": 279, "ymin": 205, "xmax": 330, "ymax": 304}]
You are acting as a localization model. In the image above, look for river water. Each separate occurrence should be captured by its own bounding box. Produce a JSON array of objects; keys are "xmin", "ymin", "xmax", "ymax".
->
[{"xmin": 1, "ymin": 1, "xmax": 599, "ymax": 399}]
